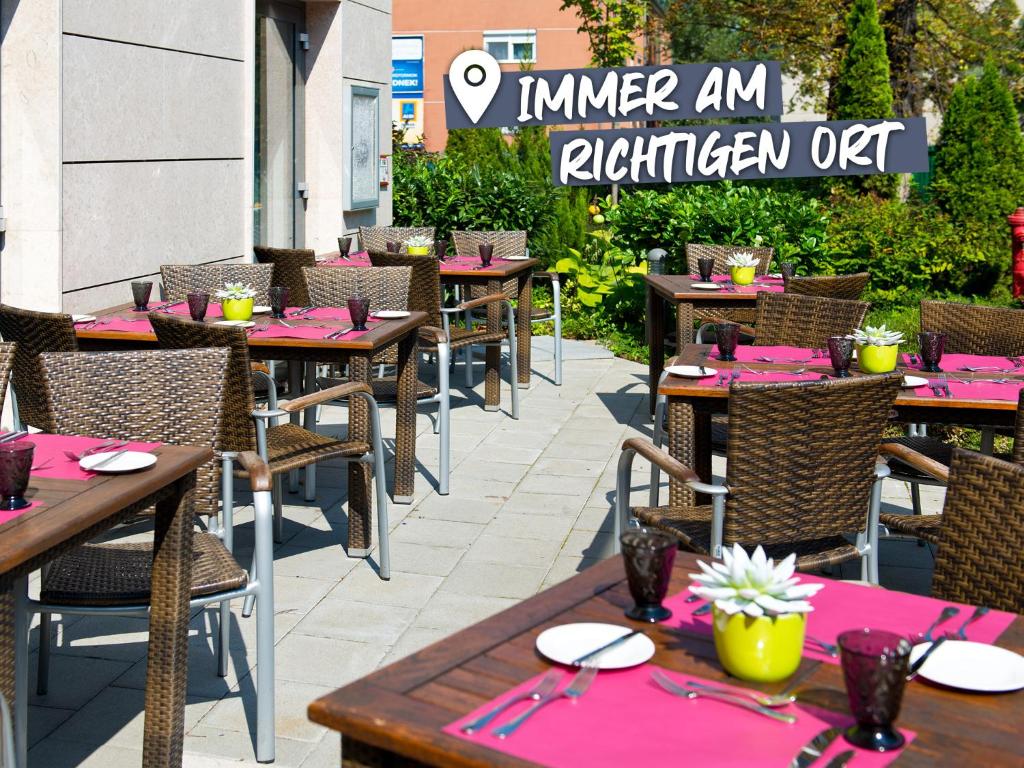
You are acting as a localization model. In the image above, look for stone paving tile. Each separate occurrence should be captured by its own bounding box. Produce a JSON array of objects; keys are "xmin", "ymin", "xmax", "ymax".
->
[
  {"xmin": 463, "ymin": 533, "xmax": 564, "ymax": 568},
  {"xmin": 390, "ymin": 517, "xmax": 486, "ymax": 548},
  {"xmin": 414, "ymin": 592, "xmax": 519, "ymax": 631},
  {"xmin": 292, "ymin": 598, "xmax": 417, "ymax": 646},
  {"xmin": 383, "ymin": 540, "xmax": 466, "ymax": 577},
  {"xmin": 486, "ymin": 512, "xmax": 577, "ymax": 541},
  {"xmin": 327, "ymin": 568, "xmax": 444, "ymax": 609},
  {"xmin": 273, "ymin": 634, "xmax": 387, "ymax": 688},
  {"xmin": 28, "ymin": 739, "xmax": 142, "ymax": 768},
  {"xmin": 440, "ymin": 560, "xmax": 547, "ymax": 599},
  {"xmin": 184, "ymin": 726, "xmax": 315, "ymax": 767},
  {"xmin": 200, "ymin": 679, "xmax": 335, "ymax": 744},
  {"xmin": 408, "ymin": 494, "xmax": 502, "ymax": 524}
]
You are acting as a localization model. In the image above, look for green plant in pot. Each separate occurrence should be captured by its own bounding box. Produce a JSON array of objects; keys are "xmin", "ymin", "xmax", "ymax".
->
[
  {"xmin": 404, "ymin": 234, "xmax": 433, "ymax": 255},
  {"xmin": 725, "ymin": 252, "xmax": 758, "ymax": 285},
  {"xmin": 216, "ymin": 282, "xmax": 257, "ymax": 321},
  {"xmin": 689, "ymin": 544, "xmax": 823, "ymax": 683},
  {"xmin": 849, "ymin": 325, "xmax": 905, "ymax": 374}
]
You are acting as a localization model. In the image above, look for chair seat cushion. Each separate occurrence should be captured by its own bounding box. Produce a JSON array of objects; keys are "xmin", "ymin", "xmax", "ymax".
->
[
  {"xmin": 880, "ymin": 512, "xmax": 942, "ymax": 545},
  {"xmin": 41, "ymin": 532, "xmax": 246, "ymax": 606},
  {"xmin": 237, "ymin": 423, "xmax": 369, "ymax": 476}
]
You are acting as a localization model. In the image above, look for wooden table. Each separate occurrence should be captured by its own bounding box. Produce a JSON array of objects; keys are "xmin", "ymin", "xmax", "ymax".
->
[
  {"xmin": 308, "ymin": 551, "xmax": 1023, "ymax": 766},
  {"xmin": 645, "ymin": 274, "xmax": 783, "ymax": 414},
  {"xmin": 76, "ymin": 303, "xmax": 426, "ymax": 524},
  {"xmin": 0, "ymin": 444, "xmax": 209, "ymax": 767}
]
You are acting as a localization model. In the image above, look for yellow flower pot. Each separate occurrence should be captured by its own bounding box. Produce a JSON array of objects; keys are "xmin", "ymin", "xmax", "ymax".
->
[
  {"xmin": 858, "ymin": 343, "xmax": 899, "ymax": 374},
  {"xmin": 712, "ymin": 607, "xmax": 805, "ymax": 683},
  {"xmin": 730, "ymin": 266, "xmax": 756, "ymax": 285},
  {"xmin": 407, "ymin": 246, "xmax": 430, "ymax": 255},
  {"xmin": 221, "ymin": 297, "xmax": 254, "ymax": 321}
]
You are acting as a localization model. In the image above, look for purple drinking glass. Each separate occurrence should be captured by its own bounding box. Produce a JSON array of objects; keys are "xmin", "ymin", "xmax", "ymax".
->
[
  {"xmin": 386, "ymin": 240, "xmax": 399, "ymax": 253},
  {"xmin": 620, "ymin": 529, "xmax": 676, "ymax": 622},
  {"xmin": 434, "ymin": 240, "xmax": 449, "ymax": 260},
  {"xmin": 697, "ymin": 256, "xmax": 715, "ymax": 282},
  {"xmin": 347, "ymin": 296, "xmax": 370, "ymax": 331},
  {"xmin": 838, "ymin": 628, "xmax": 912, "ymax": 752},
  {"xmin": 338, "ymin": 236, "xmax": 353, "ymax": 256},
  {"xmin": 131, "ymin": 281, "xmax": 153, "ymax": 312},
  {"xmin": 917, "ymin": 332, "xmax": 946, "ymax": 373},
  {"xmin": 187, "ymin": 292, "xmax": 210, "ymax": 322},
  {"xmin": 0, "ymin": 441, "xmax": 35, "ymax": 511},
  {"xmin": 780, "ymin": 262, "xmax": 797, "ymax": 280},
  {"xmin": 269, "ymin": 286, "xmax": 290, "ymax": 319},
  {"xmin": 479, "ymin": 243, "xmax": 494, "ymax": 267},
  {"xmin": 716, "ymin": 322, "xmax": 740, "ymax": 361},
  {"xmin": 828, "ymin": 336, "xmax": 854, "ymax": 377}
]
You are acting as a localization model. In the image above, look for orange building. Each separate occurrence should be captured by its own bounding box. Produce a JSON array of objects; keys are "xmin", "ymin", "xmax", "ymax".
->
[{"xmin": 392, "ymin": 0, "xmax": 668, "ymax": 151}]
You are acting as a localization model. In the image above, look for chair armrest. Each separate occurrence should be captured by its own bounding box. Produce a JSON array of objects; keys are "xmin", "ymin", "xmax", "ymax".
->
[
  {"xmin": 457, "ymin": 293, "xmax": 508, "ymax": 311},
  {"xmin": 419, "ymin": 325, "xmax": 448, "ymax": 345},
  {"xmin": 622, "ymin": 438, "xmax": 702, "ymax": 486},
  {"xmin": 879, "ymin": 442, "xmax": 950, "ymax": 483},
  {"xmin": 235, "ymin": 450, "xmax": 272, "ymax": 492},
  {"xmin": 280, "ymin": 382, "xmax": 373, "ymax": 413}
]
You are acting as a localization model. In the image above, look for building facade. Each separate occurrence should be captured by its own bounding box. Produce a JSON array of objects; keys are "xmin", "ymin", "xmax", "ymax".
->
[{"xmin": 0, "ymin": 0, "xmax": 393, "ymax": 313}]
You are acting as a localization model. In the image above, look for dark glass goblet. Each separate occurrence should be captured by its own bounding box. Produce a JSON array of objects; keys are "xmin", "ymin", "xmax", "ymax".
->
[
  {"xmin": 838, "ymin": 628, "xmax": 911, "ymax": 752},
  {"xmin": 386, "ymin": 241, "xmax": 399, "ymax": 253},
  {"xmin": 917, "ymin": 332, "xmax": 946, "ymax": 373},
  {"xmin": 827, "ymin": 336, "xmax": 854, "ymax": 378},
  {"xmin": 479, "ymin": 243, "xmax": 494, "ymax": 267},
  {"xmin": 131, "ymin": 281, "xmax": 153, "ymax": 312},
  {"xmin": 435, "ymin": 240, "xmax": 449, "ymax": 260},
  {"xmin": 697, "ymin": 256, "xmax": 715, "ymax": 282},
  {"xmin": 338, "ymin": 236, "xmax": 352, "ymax": 256},
  {"xmin": 187, "ymin": 292, "xmax": 210, "ymax": 322},
  {"xmin": 269, "ymin": 286, "xmax": 290, "ymax": 319},
  {"xmin": 780, "ymin": 262, "xmax": 797, "ymax": 280},
  {"xmin": 620, "ymin": 529, "xmax": 676, "ymax": 622},
  {"xmin": 347, "ymin": 296, "xmax": 370, "ymax": 331},
  {"xmin": 0, "ymin": 441, "xmax": 35, "ymax": 511},
  {"xmin": 716, "ymin": 322, "xmax": 740, "ymax": 361}
]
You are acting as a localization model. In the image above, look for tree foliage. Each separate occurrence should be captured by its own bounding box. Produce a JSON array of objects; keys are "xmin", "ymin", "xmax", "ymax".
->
[{"xmin": 560, "ymin": 0, "xmax": 647, "ymax": 67}]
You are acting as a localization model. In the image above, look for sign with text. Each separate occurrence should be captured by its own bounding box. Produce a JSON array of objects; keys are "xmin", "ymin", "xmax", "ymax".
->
[{"xmin": 392, "ymin": 35, "xmax": 424, "ymax": 98}]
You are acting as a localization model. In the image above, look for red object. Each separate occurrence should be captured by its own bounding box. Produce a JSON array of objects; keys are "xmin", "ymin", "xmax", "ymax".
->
[{"xmin": 1008, "ymin": 207, "xmax": 1024, "ymax": 299}]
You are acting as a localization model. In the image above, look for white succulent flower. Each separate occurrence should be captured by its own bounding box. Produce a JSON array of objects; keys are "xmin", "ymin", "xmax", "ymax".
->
[
  {"xmin": 215, "ymin": 282, "xmax": 257, "ymax": 300},
  {"xmin": 404, "ymin": 234, "xmax": 434, "ymax": 248},
  {"xmin": 688, "ymin": 544, "xmax": 824, "ymax": 618},
  {"xmin": 725, "ymin": 252, "xmax": 758, "ymax": 268},
  {"xmin": 847, "ymin": 324, "xmax": 905, "ymax": 347}
]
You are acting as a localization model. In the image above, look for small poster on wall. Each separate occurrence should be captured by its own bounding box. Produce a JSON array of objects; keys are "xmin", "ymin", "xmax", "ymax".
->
[{"xmin": 350, "ymin": 86, "xmax": 380, "ymax": 210}]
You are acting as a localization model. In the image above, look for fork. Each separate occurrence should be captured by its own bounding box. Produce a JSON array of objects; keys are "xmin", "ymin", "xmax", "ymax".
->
[
  {"xmin": 492, "ymin": 665, "xmax": 598, "ymax": 737},
  {"xmin": 31, "ymin": 459, "xmax": 54, "ymax": 472},
  {"xmin": 461, "ymin": 670, "xmax": 561, "ymax": 733},
  {"xmin": 806, "ymin": 635, "xmax": 839, "ymax": 657},
  {"xmin": 950, "ymin": 606, "xmax": 990, "ymax": 640},
  {"xmin": 650, "ymin": 670, "xmax": 796, "ymax": 723},
  {"xmin": 63, "ymin": 440, "xmax": 123, "ymax": 462}
]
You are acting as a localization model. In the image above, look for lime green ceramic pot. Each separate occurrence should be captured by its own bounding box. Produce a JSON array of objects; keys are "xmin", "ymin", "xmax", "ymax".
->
[
  {"xmin": 221, "ymin": 298, "xmax": 254, "ymax": 321},
  {"xmin": 712, "ymin": 607, "xmax": 806, "ymax": 683},
  {"xmin": 407, "ymin": 246, "xmax": 430, "ymax": 255},
  {"xmin": 858, "ymin": 343, "xmax": 899, "ymax": 374},
  {"xmin": 730, "ymin": 266, "xmax": 756, "ymax": 285}
]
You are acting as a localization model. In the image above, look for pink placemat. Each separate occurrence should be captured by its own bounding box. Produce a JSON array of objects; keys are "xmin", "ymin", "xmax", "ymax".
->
[
  {"xmin": 693, "ymin": 369, "xmax": 826, "ymax": 386},
  {"xmin": 81, "ymin": 317, "xmax": 153, "ymax": 333},
  {"xmin": 663, "ymin": 574, "xmax": 1017, "ymax": 665},
  {"xmin": 445, "ymin": 665, "xmax": 914, "ymax": 768},
  {"xmin": 706, "ymin": 345, "xmax": 822, "ymax": 363},
  {"xmin": 902, "ymin": 352, "xmax": 1023, "ymax": 372},
  {"xmin": 25, "ymin": 434, "xmax": 163, "ymax": 482},
  {"xmin": 0, "ymin": 501, "xmax": 44, "ymax": 527},
  {"xmin": 442, "ymin": 255, "xmax": 513, "ymax": 272},
  {"xmin": 317, "ymin": 251, "xmax": 372, "ymax": 267},
  {"xmin": 906, "ymin": 378, "xmax": 1024, "ymax": 402},
  {"xmin": 247, "ymin": 325, "xmax": 371, "ymax": 341},
  {"xmin": 704, "ymin": 275, "xmax": 785, "ymax": 294},
  {"xmin": 164, "ymin": 303, "xmax": 225, "ymax": 318}
]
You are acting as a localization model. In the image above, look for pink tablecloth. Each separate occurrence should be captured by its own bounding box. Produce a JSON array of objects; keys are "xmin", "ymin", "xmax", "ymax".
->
[
  {"xmin": 25, "ymin": 433, "xmax": 163, "ymax": 482},
  {"xmin": 246, "ymin": 324, "xmax": 371, "ymax": 341},
  {"xmin": 81, "ymin": 317, "xmax": 154, "ymax": 333},
  {"xmin": 704, "ymin": 275, "xmax": 785, "ymax": 294},
  {"xmin": 909, "ymin": 377, "xmax": 1024, "ymax": 402},
  {"xmin": 692, "ymin": 369, "xmax": 826, "ymax": 386},
  {"xmin": 706, "ymin": 345, "xmax": 822, "ymax": 363},
  {"xmin": 445, "ymin": 665, "xmax": 914, "ymax": 768},
  {"xmin": 902, "ymin": 352, "xmax": 1023, "ymax": 372},
  {"xmin": 0, "ymin": 501, "xmax": 44, "ymax": 527},
  {"xmin": 663, "ymin": 575, "xmax": 1016, "ymax": 665}
]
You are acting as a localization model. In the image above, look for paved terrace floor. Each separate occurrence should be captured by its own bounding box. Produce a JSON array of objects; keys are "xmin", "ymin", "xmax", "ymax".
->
[{"xmin": 26, "ymin": 338, "xmax": 944, "ymax": 767}]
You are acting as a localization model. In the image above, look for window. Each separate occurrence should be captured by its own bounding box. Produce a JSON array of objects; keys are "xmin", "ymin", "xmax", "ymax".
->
[
  {"xmin": 348, "ymin": 86, "xmax": 379, "ymax": 210},
  {"xmin": 483, "ymin": 30, "xmax": 536, "ymax": 63}
]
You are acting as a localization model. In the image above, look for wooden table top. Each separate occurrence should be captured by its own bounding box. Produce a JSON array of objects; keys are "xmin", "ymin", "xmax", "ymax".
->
[
  {"xmin": 645, "ymin": 274, "xmax": 780, "ymax": 302},
  {"xmin": 75, "ymin": 304, "xmax": 427, "ymax": 352},
  {"xmin": 308, "ymin": 552, "xmax": 1023, "ymax": 767},
  {"xmin": 317, "ymin": 252, "xmax": 539, "ymax": 279},
  {"xmin": 659, "ymin": 346, "xmax": 1023, "ymax": 413},
  {"xmin": 0, "ymin": 444, "xmax": 210, "ymax": 574}
]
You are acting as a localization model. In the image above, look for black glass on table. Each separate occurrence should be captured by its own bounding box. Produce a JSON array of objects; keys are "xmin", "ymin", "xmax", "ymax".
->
[
  {"xmin": 620, "ymin": 529, "xmax": 676, "ymax": 622},
  {"xmin": 838, "ymin": 628, "xmax": 911, "ymax": 752},
  {"xmin": 269, "ymin": 286, "xmax": 290, "ymax": 319},
  {"xmin": 0, "ymin": 441, "xmax": 34, "ymax": 511},
  {"xmin": 131, "ymin": 281, "xmax": 153, "ymax": 312},
  {"xmin": 187, "ymin": 292, "xmax": 210, "ymax": 322}
]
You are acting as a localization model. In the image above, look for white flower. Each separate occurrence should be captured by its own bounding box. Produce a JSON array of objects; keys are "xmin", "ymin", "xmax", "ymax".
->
[
  {"xmin": 848, "ymin": 324, "xmax": 904, "ymax": 347},
  {"xmin": 215, "ymin": 282, "xmax": 257, "ymax": 300},
  {"xmin": 404, "ymin": 234, "xmax": 433, "ymax": 248},
  {"xmin": 725, "ymin": 252, "xmax": 758, "ymax": 268},
  {"xmin": 688, "ymin": 544, "xmax": 824, "ymax": 618}
]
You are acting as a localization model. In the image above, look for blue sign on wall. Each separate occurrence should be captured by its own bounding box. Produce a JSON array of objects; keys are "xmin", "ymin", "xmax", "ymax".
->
[{"xmin": 393, "ymin": 59, "xmax": 423, "ymax": 97}]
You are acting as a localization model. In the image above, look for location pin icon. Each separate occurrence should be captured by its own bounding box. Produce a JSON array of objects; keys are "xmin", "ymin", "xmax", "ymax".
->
[{"xmin": 449, "ymin": 49, "xmax": 501, "ymax": 124}]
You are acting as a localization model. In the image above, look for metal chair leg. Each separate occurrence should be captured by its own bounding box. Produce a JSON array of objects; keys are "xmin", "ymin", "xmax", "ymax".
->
[
  {"xmin": 217, "ymin": 602, "xmax": 230, "ymax": 678},
  {"xmin": 437, "ymin": 344, "xmax": 451, "ymax": 495},
  {"xmin": 252, "ymin": 487, "xmax": 276, "ymax": 763},
  {"xmin": 464, "ymin": 345, "xmax": 474, "ymax": 387},
  {"xmin": 272, "ymin": 476, "xmax": 284, "ymax": 543},
  {"xmin": 649, "ymin": 393, "xmax": 667, "ymax": 507},
  {"xmin": 36, "ymin": 613, "xmax": 51, "ymax": 695},
  {"xmin": 552, "ymin": 275, "xmax": 563, "ymax": 386},
  {"xmin": 354, "ymin": 392, "xmax": 391, "ymax": 580}
]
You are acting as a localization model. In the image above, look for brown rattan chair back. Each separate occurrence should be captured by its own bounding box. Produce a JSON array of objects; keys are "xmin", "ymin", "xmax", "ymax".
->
[
  {"xmin": 160, "ymin": 264, "xmax": 274, "ymax": 305},
  {"xmin": 367, "ymin": 252, "xmax": 442, "ymax": 326},
  {"xmin": 0, "ymin": 304, "xmax": 79, "ymax": 431},
  {"xmin": 685, "ymin": 244, "xmax": 774, "ymax": 276},
  {"xmin": 1014, "ymin": 390, "xmax": 1024, "ymax": 465},
  {"xmin": 931, "ymin": 449, "xmax": 1024, "ymax": 612},
  {"xmin": 149, "ymin": 313, "xmax": 257, "ymax": 455},
  {"xmin": 784, "ymin": 273, "xmax": 870, "ymax": 301},
  {"xmin": 0, "ymin": 342, "xmax": 15, "ymax": 417},
  {"xmin": 359, "ymin": 226, "xmax": 436, "ymax": 254},
  {"xmin": 37, "ymin": 347, "xmax": 228, "ymax": 517},
  {"xmin": 919, "ymin": 300, "xmax": 1024, "ymax": 356},
  {"xmin": 253, "ymin": 246, "xmax": 316, "ymax": 307},
  {"xmin": 451, "ymin": 230, "xmax": 527, "ymax": 259},
  {"xmin": 303, "ymin": 265, "xmax": 412, "ymax": 313},
  {"xmin": 723, "ymin": 374, "xmax": 901, "ymax": 547},
  {"xmin": 753, "ymin": 293, "xmax": 870, "ymax": 347}
]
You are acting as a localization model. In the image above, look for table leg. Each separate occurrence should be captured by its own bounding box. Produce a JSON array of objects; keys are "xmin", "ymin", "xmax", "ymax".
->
[
  {"xmin": 346, "ymin": 353, "xmax": 374, "ymax": 555},
  {"xmin": 392, "ymin": 330, "xmax": 418, "ymax": 504},
  {"xmin": 516, "ymin": 271, "xmax": 532, "ymax": 388},
  {"xmin": 142, "ymin": 472, "xmax": 196, "ymax": 768},
  {"xmin": 484, "ymin": 277, "xmax": 502, "ymax": 412},
  {"xmin": 647, "ymin": 284, "xmax": 665, "ymax": 415}
]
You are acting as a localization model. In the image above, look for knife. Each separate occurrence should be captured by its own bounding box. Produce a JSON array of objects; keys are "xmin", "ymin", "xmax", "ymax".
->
[
  {"xmin": 790, "ymin": 726, "xmax": 841, "ymax": 768},
  {"xmin": 570, "ymin": 629, "xmax": 643, "ymax": 666},
  {"xmin": 87, "ymin": 449, "xmax": 128, "ymax": 470},
  {"xmin": 823, "ymin": 750, "xmax": 855, "ymax": 768}
]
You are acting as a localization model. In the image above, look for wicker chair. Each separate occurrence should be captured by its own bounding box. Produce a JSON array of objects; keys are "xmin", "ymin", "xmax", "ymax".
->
[
  {"xmin": 0, "ymin": 304, "xmax": 79, "ymax": 431},
  {"xmin": 25, "ymin": 348, "xmax": 278, "ymax": 761},
  {"xmin": 148, "ymin": 313, "xmax": 393, "ymax": 579},
  {"xmin": 621, "ymin": 374, "xmax": 902, "ymax": 583},
  {"xmin": 253, "ymin": 245, "xmax": 316, "ymax": 307},
  {"xmin": 784, "ymin": 273, "xmax": 870, "ymax": 301},
  {"xmin": 160, "ymin": 263, "xmax": 274, "ymax": 305},
  {"xmin": 0, "ymin": 342, "xmax": 16, "ymax": 417},
  {"xmin": 359, "ymin": 226, "xmax": 436, "ymax": 254}
]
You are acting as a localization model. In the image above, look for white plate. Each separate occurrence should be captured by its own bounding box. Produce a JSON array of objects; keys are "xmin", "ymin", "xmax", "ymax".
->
[
  {"xmin": 767, "ymin": 273, "xmax": 783, "ymax": 279},
  {"xmin": 909, "ymin": 640, "xmax": 1024, "ymax": 692},
  {"xmin": 373, "ymin": 310, "xmax": 411, "ymax": 319},
  {"xmin": 79, "ymin": 450, "xmax": 157, "ymax": 474},
  {"xmin": 535, "ymin": 623, "xmax": 655, "ymax": 669},
  {"xmin": 902, "ymin": 375, "xmax": 929, "ymax": 388},
  {"xmin": 690, "ymin": 282, "xmax": 722, "ymax": 290},
  {"xmin": 214, "ymin": 320, "xmax": 256, "ymax": 329},
  {"xmin": 505, "ymin": 254, "xmax": 530, "ymax": 261},
  {"xmin": 71, "ymin": 314, "xmax": 96, "ymax": 324},
  {"xmin": 251, "ymin": 305, "xmax": 272, "ymax": 315},
  {"xmin": 665, "ymin": 365, "xmax": 717, "ymax": 379}
]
